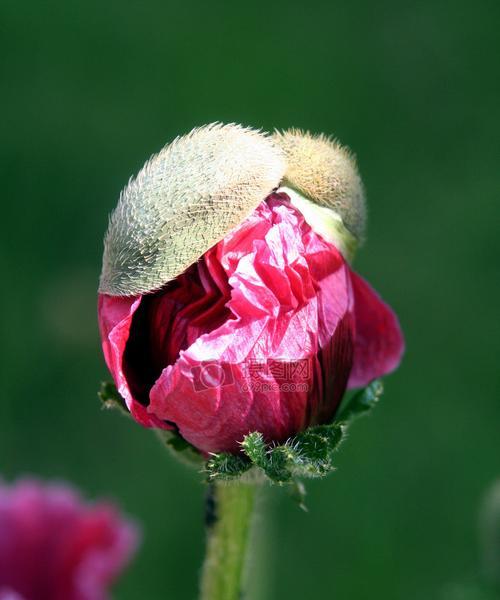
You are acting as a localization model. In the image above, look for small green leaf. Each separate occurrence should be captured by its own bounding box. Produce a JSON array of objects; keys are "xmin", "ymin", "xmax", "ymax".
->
[
  {"xmin": 286, "ymin": 423, "xmax": 344, "ymax": 478},
  {"xmin": 98, "ymin": 381, "xmax": 129, "ymax": 415},
  {"xmin": 206, "ymin": 453, "xmax": 251, "ymax": 482},
  {"xmin": 156, "ymin": 430, "xmax": 204, "ymax": 467},
  {"xmin": 162, "ymin": 430, "xmax": 191, "ymax": 451},
  {"xmin": 265, "ymin": 445, "xmax": 295, "ymax": 483},
  {"xmin": 304, "ymin": 423, "xmax": 345, "ymax": 452},
  {"xmin": 241, "ymin": 432, "xmax": 268, "ymax": 469},
  {"xmin": 336, "ymin": 379, "xmax": 384, "ymax": 424}
]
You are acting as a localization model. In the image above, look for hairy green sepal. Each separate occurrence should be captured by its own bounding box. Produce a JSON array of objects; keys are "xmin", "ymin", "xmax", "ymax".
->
[
  {"xmin": 206, "ymin": 380, "xmax": 383, "ymax": 488},
  {"xmin": 99, "ymin": 379, "xmax": 383, "ymax": 493}
]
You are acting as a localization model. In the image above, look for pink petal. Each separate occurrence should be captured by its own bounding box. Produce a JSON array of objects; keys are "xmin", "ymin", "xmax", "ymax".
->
[{"xmin": 347, "ymin": 270, "xmax": 405, "ymax": 388}]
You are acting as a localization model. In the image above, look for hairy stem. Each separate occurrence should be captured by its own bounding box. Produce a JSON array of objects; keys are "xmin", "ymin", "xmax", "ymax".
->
[{"xmin": 200, "ymin": 481, "xmax": 257, "ymax": 600}]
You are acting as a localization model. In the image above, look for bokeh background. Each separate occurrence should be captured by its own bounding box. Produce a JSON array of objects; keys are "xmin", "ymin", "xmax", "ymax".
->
[{"xmin": 2, "ymin": 0, "xmax": 499, "ymax": 598}]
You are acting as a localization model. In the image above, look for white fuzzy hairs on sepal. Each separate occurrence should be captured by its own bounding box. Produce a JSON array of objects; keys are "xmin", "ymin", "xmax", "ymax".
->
[
  {"xmin": 99, "ymin": 123, "xmax": 286, "ymax": 296},
  {"xmin": 99, "ymin": 123, "xmax": 366, "ymax": 297}
]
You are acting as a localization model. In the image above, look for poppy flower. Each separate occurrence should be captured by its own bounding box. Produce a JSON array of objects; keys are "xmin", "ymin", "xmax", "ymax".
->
[
  {"xmin": 0, "ymin": 479, "xmax": 139, "ymax": 600},
  {"xmin": 98, "ymin": 124, "xmax": 404, "ymax": 454}
]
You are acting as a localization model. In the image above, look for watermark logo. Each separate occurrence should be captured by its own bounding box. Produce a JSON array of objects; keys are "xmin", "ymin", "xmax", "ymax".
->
[
  {"xmin": 191, "ymin": 362, "xmax": 234, "ymax": 391},
  {"xmin": 190, "ymin": 358, "xmax": 312, "ymax": 392}
]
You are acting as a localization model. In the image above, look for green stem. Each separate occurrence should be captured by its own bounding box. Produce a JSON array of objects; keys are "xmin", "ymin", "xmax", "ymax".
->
[{"xmin": 200, "ymin": 481, "xmax": 257, "ymax": 600}]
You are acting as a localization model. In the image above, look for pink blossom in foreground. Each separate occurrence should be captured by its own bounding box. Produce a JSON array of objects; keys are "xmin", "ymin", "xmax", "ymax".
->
[
  {"xmin": 98, "ymin": 192, "xmax": 404, "ymax": 454},
  {"xmin": 0, "ymin": 479, "xmax": 139, "ymax": 600}
]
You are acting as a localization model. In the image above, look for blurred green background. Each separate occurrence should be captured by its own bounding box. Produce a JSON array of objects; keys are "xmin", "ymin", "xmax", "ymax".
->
[{"xmin": 1, "ymin": 0, "xmax": 499, "ymax": 598}]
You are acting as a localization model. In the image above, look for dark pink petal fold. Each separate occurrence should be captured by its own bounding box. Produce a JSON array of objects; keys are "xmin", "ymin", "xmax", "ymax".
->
[
  {"xmin": 98, "ymin": 191, "xmax": 404, "ymax": 453},
  {"xmin": 98, "ymin": 294, "xmax": 169, "ymax": 430},
  {"xmin": 0, "ymin": 479, "xmax": 139, "ymax": 600}
]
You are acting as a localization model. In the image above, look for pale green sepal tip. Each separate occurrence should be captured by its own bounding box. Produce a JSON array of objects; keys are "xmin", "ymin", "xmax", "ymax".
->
[{"xmin": 278, "ymin": 186, "xmax": 358, "ymax": 263}]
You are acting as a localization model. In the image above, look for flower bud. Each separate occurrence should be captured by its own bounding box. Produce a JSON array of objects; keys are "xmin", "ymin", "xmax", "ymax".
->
[{"xmin": 98, "ymin": 123, "xmax": 404, "ymax": 454}]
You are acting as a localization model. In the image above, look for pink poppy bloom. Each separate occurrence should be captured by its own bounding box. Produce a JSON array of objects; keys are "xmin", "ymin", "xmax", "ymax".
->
[
  {"xmin": 0, "ymin": 479, "xmax": 139, "ymax": 600},
  {"xmin": 98, "ymin": 191, "xmax": 404, "ymax": 454}
]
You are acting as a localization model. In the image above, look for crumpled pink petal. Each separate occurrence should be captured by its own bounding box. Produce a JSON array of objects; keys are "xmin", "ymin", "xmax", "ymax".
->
[
  {"xmin": 347, "ymin": 271, "xmax": 405, "ymax": 389},
  {"xmin": 98, "ymin": 191, "xmax": 404, "ymax": 453},
  {"xmin": 0, "ymin": 479, "xmax": 139, "ymax": 600},
  {"xmin": 146, "ymin": 196, "xmax": 355, "ymax": 452}
]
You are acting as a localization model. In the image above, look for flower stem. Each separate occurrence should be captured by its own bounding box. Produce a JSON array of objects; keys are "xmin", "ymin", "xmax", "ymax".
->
[{"xmin": 200, "ymin": 481, "xmax": 257, "ymax": 600}]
